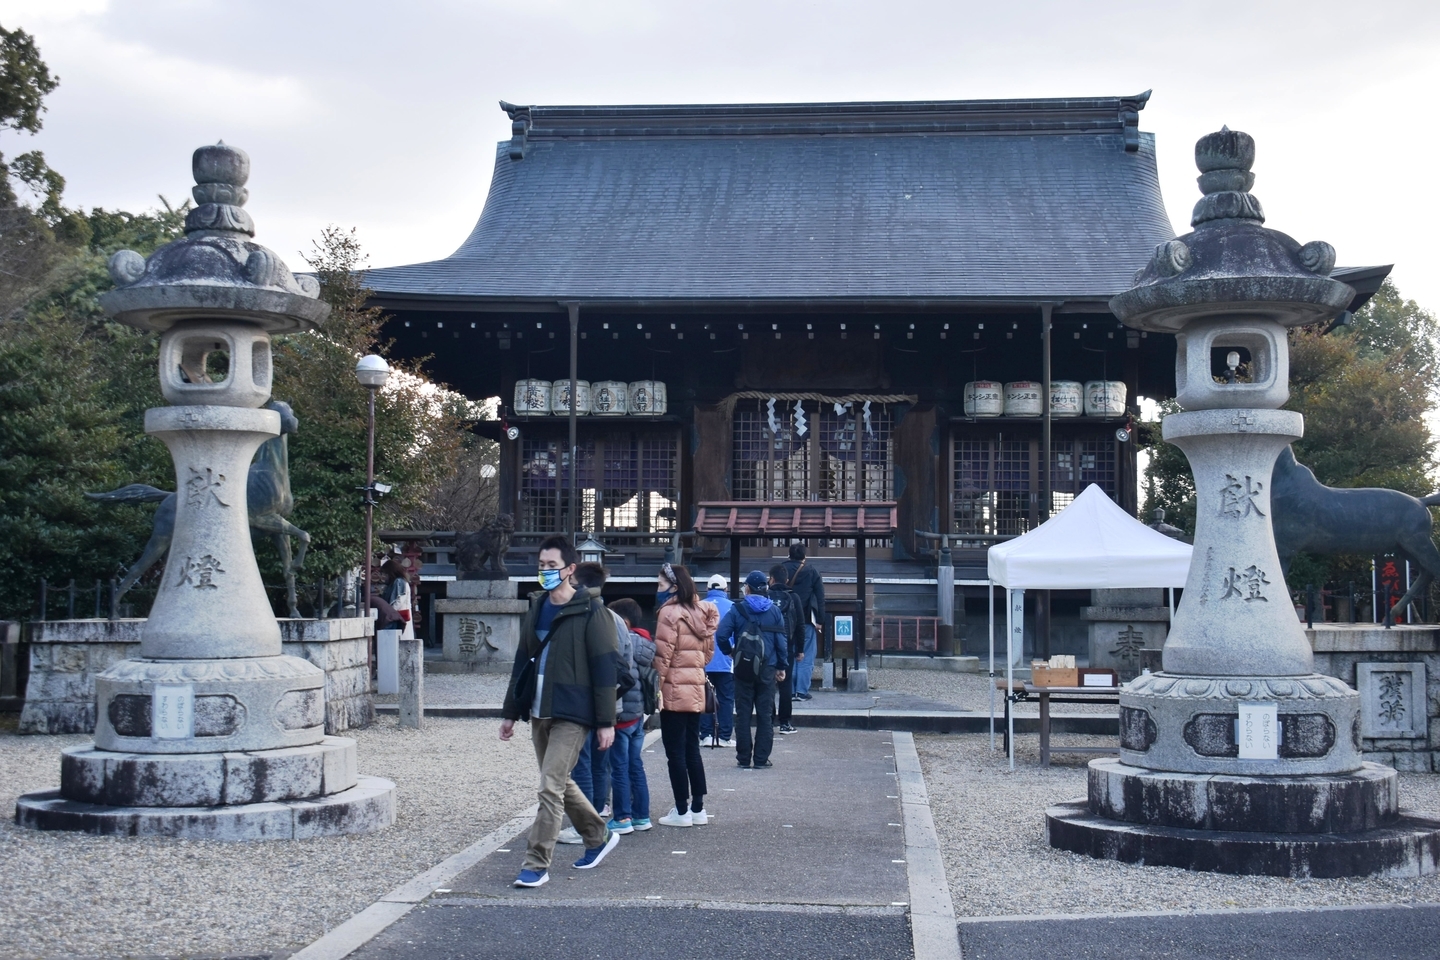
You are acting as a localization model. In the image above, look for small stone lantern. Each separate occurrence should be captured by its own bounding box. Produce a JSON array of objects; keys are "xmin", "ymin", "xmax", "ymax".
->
[{"xmin": 16, "ymin": 144, "xmax": 396, "ymax": 839}]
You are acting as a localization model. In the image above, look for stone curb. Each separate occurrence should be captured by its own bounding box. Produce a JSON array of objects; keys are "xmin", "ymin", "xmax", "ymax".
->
[
  {"xmin": 892, "ymin": 731, "xmax": 963, "ymax": 960},
  {"xmin": 372, "ymin": 703, "xmax": 1118, "ymax": 735},
  {"xmin": 285, "ymin": 728, "xmax": 664, "ymax": 960}
]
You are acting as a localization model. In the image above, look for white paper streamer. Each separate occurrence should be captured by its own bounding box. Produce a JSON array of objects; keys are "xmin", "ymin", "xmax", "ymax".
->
[
  {"xmin": 862, "ymin": 400, "xmax": 873, "ymax": 436},
  {"xmin": 794, "ymin": 403, "xmax": 807, "ymax": 437},
  {"xmin": 766, "ymin": 398, "xmax": 779, "ymax": 435}
]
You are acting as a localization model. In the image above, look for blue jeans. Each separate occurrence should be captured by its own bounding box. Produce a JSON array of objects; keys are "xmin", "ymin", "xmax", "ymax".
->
[
  {"xmin": 571, "ymin": 730, "xmax": 612, "ymax": 812},
  {"xmin": 608, "ymin": 721, "xmax": 649, "ymax": 822},
  {"xmin": 793, "ymin": 625, "xmax": 818, "ymax": 694},
  {"xmin": 698, "ymin": 671, "xmax": 735, "ymax": 741}
]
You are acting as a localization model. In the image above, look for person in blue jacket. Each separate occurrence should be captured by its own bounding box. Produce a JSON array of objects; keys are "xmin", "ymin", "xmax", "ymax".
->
[
  {"xmin": 715, "ymin": 570, "xmax": 790, "ymax": 769},
  {"xmin": 699, "ymin": 574, "xmax": 735, "ymax": 747}
]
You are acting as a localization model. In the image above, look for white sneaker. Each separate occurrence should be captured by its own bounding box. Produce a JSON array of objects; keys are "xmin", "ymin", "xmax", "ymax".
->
[
  {"xmin": 658, "ymin": 807, "xmax": 693, "ymax": 827},
  {"xmin": 556, "ymin": 826, "xmax": 583, "ymax": 844},
  {"xmin": 691, "ymin": 808, "xmax": 709, "ymax": 825},
  {"xmin": 718, "ymin": 739, "xmax": 735, "ymax": 748}
]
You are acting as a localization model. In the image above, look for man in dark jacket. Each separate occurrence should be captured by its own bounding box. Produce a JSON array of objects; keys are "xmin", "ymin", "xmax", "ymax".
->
[
  {"xmin": 768, "ymin": 564, "xmax": 803, "ymax": 735},
  {"xmin": 782, "ymin": 543, "xmax": 825, "ymax": 700},
  {"xmin": 500, "ymin": 536, "xmax": 619, "ymax": 887},
  {"xmin": 716, "ymin": 570, "xmax": 790, "ymax": 769}
]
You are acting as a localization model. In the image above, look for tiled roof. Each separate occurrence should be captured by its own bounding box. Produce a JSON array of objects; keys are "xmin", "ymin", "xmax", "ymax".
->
[{"xmin": 364, "ymin": 95, "xmax": 1175, "ymax": 304}]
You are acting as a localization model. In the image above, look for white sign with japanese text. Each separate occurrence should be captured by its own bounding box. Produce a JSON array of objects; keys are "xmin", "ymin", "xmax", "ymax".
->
[
  {"xmin": 153, "ymin": 684, "xmax": 195, "ymax": 739},
  {"xmin": 1237, "ymin": 701, "xmax": 1278, "ymax": 760}
]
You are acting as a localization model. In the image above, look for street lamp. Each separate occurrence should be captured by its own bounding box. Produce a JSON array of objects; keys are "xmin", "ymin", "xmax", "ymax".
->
[
  {"xmin": 356, "ymin": 354, "xmax": 390, "ymax": 676},
  {"xmin": 576, "ymin": 534, "xmax": 607, "ymax": 566}
]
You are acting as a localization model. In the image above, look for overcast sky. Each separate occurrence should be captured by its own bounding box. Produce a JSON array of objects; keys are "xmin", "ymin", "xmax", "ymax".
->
[{"xmin": 4, "ymin": 0, "xmax": 1439, "ymax": 310}]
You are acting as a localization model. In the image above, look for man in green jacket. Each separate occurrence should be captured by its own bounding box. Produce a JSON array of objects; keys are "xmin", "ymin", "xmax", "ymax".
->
[{"xmin": 501, "ymin": 535, "xmax": 620, "ymax": 887}]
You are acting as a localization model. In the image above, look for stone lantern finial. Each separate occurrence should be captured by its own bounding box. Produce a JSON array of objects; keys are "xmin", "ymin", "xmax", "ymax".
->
[
  {"xmin": 1192, "ymin": 126, "xmax": 1264, "ymax": 226},
  {"xmin": 187, "ymin": 141, "xmax": 254, "ymax": 235}
]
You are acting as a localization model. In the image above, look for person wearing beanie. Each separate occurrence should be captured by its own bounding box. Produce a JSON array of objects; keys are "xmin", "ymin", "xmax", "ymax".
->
[{"xmin": 714, "ymin": 570, "xmax": 790, "ymax": 768}]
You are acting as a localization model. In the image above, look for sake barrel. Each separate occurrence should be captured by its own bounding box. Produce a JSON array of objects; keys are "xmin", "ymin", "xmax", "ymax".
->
[
  {"xmin": 963, "ymin": 380, "xmax": 1003, "ymax": 417},
  {"xmin": 552, "ymin": 379, "xmax": 592, "ymax": 415},
  {"xmin": 1004, "ymin": 381, "xmax": 1043, "ymax": 417},
  {"xmin": 513, "ymin": 379, "xmax": 551, "ymax": 416},
  {"xmin": 1084, "ymin": 380, "xmax": 1127, "ymax": 418},
  {"xmin": 1049, "ymin": 380, "xmax": 1083, "ymax": 417},
  {"xmin": 591, "ymin": 381, "xmax": 629, "ymax": 416},
  {"xmin": 629, "ymin": 380, "xmax": 667, "ymax": 416}
]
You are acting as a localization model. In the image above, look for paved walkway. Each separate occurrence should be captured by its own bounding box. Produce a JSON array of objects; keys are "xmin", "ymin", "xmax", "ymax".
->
[{"xmin": 343, "ymin": 728, "xmax": 915, "ymax": 960}]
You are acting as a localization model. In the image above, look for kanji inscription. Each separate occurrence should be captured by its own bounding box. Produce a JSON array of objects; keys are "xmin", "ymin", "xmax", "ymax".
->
[
  {"xmin": 185, "ymin": 466, "xmax": 229, "ymax": 507},
  {"xmin": 1219, "ymin": 473, "xmax": 1264, "ymax": 518},
  {"xmin": 175, "ymin": 554, "xmax": 225, "ymax": 589},
  {"xmin": 1221, "ymin": 564, "xmax": 1270, "ymax": 602}
]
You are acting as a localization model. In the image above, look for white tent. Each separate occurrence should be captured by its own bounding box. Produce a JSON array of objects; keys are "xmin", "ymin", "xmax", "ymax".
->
[{"xmin": 985, "ymin": 484, "xmax": 1193, "ymax": 766}]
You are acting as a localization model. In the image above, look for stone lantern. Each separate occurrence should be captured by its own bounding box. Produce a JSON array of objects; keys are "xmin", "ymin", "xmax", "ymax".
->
[
  {"xmin": 16, "ymin": 144, "xmax": 395, "ymax": 839},
  {"xmin": 1047, "ymin": 129, "xmax": 1440, "ymax": 876}
]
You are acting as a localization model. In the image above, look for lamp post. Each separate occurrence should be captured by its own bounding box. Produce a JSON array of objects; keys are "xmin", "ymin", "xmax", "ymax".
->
[{"xmin": 356, "ymin": 354, "xmax": 390, "ymax": 677}]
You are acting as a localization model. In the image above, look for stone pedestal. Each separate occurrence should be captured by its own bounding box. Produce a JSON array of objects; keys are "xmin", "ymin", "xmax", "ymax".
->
[
  {"xmin": 19, "ymin": 617, "xmax": 374, "ymax": 736},
  {"xmin": 437, "ymin": 579, "xmax": 528, "ymax": 673},
  {"xmin": 398, "ymin": 636, "xmax": 423, "ymax": 729},
  {"xmin": 1082, "ymin": 588, "xmax": 1169, "ymax": 681}
]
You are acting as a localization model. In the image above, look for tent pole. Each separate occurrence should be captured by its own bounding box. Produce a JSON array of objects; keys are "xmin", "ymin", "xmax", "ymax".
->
[
  {"xmin": 1006, "ymin": 588, "xmax": 1015, "ymax": 770},
  {"xmin": 988, "ymin": 579, "xmax": 995, "ymax": 752}
]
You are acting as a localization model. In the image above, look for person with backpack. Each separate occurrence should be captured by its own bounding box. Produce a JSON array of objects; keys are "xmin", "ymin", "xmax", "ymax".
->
[
  {"xmin": 499, "ymin": 536, "xmax": 620, "ymax": 888},
  {"xmin": 698, "ymin": 574, "xmax": 736, "ymax": 748},
  {"xmin": 653, "ymin": 563, "xmax": 718, "ymax": 827},
  {"xmin": 716, "ymin": 570, "xmax": 790, "ymax": 769},
  {"xmin": 768, "ymin": 564, "xmax": 804, "ymax": 735},
  {"xmin": 782, "ymin": 543, "xmax": 825, "ymax": 701},
  {"xmin": 606, "ymin": 597, "xmax": 655, "ymax": 834}
]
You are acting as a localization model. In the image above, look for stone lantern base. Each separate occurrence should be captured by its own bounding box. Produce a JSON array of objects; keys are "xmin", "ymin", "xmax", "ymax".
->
[
  {"xmin": 14, "ymin": 737, "xmax": 395, "ymax": 840},
  {"xmin": 1047, "ymin": 758, "xmax": 1440, "ymax": 877}
]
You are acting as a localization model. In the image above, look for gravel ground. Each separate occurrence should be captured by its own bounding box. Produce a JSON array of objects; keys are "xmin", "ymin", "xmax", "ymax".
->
[
  {"xmin": 0, "ymin": 712, "xmax": 537, "ymax": 960},
  {"xmin": 916, "ymin": 731, "xmax": 1440, "ymax": 917},
  {"xmin": 374, "ymin": 671, "xmax": 510, "ymax": 705},
  {"xmin": 868, "ymin": 665, "xmax": 1117, "ymax": 715}
]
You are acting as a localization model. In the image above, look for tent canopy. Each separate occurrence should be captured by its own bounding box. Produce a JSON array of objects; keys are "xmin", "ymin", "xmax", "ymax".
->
[{"xmin": 986, "ymin": 484, "xmax": 1192, "ymax": 589}]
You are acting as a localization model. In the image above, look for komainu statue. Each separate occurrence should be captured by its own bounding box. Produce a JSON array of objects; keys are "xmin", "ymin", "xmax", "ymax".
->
[
  {"xmin": 1271, "ymin": 445, "xmax": 1440, "ymax": 620},
  {"xmin": 454, "ymin": 514, "xmax": 515, "ymax": 579},
  {"xmin": 87, "ymin": 400, "xmax": 312, "ymax": 617}
]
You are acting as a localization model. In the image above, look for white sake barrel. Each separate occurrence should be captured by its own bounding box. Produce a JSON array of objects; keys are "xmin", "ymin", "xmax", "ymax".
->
[
  {"xmin": 514, "ymin": 379, "xmax": 551, "ymax": 416},
  {"xmin": 963, "ymin": 380, "xmax": 1003, "ymax": 417},
  {"xmin": 1049, "ymin": 381, "xmax": 1083, "ymax": 417},
  {"xmin": 1084, "ymin": 380, "xmax": 1127, "ymax": 418},
  {"xmin": 1004, "ymin": 381, "xmax": 1043, "ymax": 417},
  {"xmin": 629, "ymin": 380, "xmax": 667, "ymax": 416},
  {"xmin": 552, "ymin": 379, "xmax": 591, "ymax": 415},
  {"xmin": 591, "ymin": 381, "xmax": 629, "ymax": 416}
]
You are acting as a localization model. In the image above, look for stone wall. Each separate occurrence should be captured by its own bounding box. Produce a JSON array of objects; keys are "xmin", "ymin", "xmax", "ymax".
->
[
  {"xmin": 20, "ymin": 617, "xmax": 373, "ymax": 736},
  {"xmin": 1308, "ymin": 624, "xmax": 1440, "ymax": 772}
]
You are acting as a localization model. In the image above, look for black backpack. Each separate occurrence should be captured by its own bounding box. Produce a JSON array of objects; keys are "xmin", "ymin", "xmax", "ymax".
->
[{"xmin": 734, "ymin": 604, "xmax": 768, "ymax": 679}]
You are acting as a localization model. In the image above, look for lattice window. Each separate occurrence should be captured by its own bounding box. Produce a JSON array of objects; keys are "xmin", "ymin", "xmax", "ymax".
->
[
  {"xmin": 732, "ymin": 401, "xmax": 811, "ymax": 501},
  {"xmin": 520, "ymin": 434, "xmax": 678, "ymax": 533},
  {"xmin": 818, "ymin": 404, "xmax": 893, "ymax": 501},
  {"xmin": 954, "ymin": 434, "xmax": 1119, "ymax": 535}
]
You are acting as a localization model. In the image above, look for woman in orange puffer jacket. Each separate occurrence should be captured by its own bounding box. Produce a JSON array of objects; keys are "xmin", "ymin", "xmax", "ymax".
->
[{"xmin": 652, "ymin": 563, "xmax": 718, "ymax": 827}]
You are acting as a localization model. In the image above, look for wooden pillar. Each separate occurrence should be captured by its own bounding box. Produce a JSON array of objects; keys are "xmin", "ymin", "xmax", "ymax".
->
[
  {"xmin": 855, "ymin": 535, "xmax": 868, "ymax": 666},
  {"xmin": 730, "ymin": 536, "xmax": 742, "ymax": 600},
  {"xmin": 567, "ymin": 303, "xmax": 579, "ymax": 542}
]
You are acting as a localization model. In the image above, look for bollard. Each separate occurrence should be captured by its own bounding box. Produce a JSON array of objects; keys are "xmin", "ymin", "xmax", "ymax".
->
[{"xmin": 398, "ymin": 634, "xmax": 423, "ymax": 729}]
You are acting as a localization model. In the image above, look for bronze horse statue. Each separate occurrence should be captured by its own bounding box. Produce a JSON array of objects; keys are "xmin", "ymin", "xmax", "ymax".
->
[
  {"xmin": 88, "ymin": 400, "xmax": 312, "ymax": 617},
  {"xmin": 1271, "ymin": 445, "xmax": 1440, "ymax": 621}
]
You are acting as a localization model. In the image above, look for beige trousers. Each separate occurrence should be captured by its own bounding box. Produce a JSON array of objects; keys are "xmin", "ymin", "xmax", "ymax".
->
[{"xmin": 525, "ymin": 718, "xmax": 609, "ymax": 871}]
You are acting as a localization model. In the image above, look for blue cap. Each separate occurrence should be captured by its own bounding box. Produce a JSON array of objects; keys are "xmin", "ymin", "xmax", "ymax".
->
[{"xmin": 745, "ymin": 570, "xmax": 769, "ymax": 592}]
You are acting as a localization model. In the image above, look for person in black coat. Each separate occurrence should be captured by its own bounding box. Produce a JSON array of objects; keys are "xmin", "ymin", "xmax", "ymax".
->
[{"xmin": 781, "ymin": 543, "xmax": 825, "ymax": 700}]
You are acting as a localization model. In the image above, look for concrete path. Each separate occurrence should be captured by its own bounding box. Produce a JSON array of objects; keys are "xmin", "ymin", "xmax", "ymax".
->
[
  {"xmin": 959, "ymin": 903, "xmax": 1440, "ymax": 960},
  {"xmin": 339, "ymin": 728, "xmax": 921, "ymax": 960}
]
